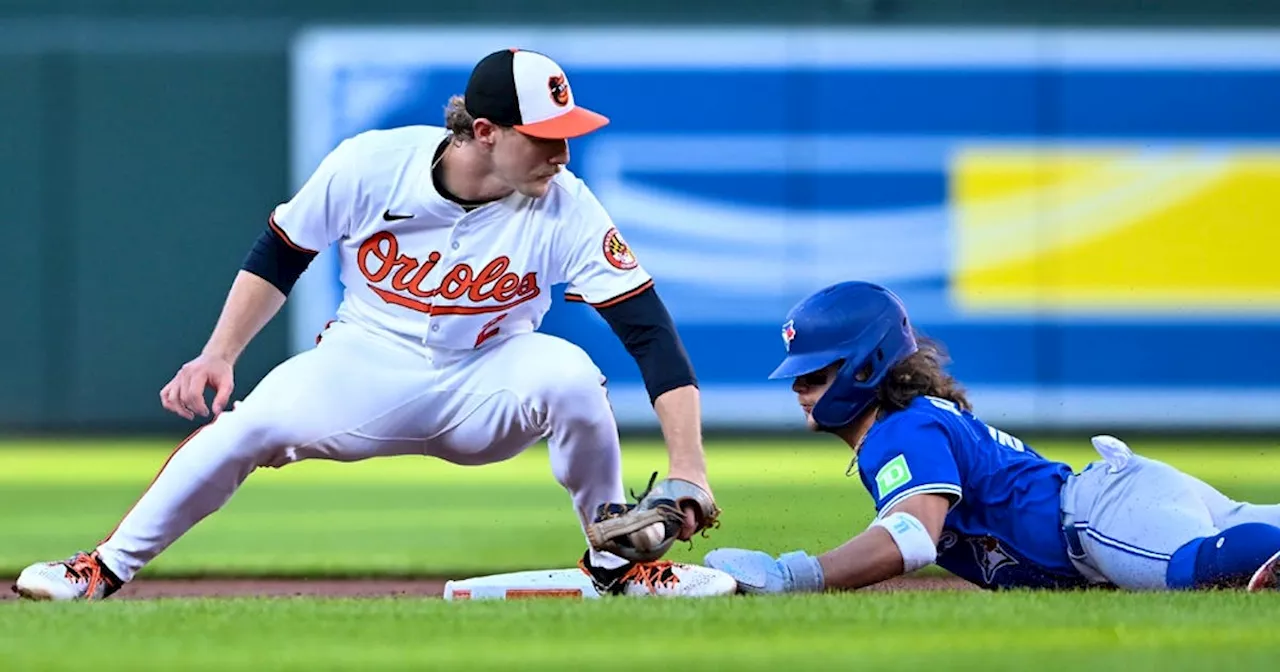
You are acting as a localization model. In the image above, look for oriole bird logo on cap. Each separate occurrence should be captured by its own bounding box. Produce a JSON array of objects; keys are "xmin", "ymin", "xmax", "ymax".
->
[{"xmin": 548, "ymin": 75, "xmax": 570, "ymax": 107}]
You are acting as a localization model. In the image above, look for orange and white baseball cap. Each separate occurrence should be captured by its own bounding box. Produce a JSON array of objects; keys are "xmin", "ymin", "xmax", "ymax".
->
[{"xmin": 463, "ymin": 48, "xmax": 609, "ymax": 140}]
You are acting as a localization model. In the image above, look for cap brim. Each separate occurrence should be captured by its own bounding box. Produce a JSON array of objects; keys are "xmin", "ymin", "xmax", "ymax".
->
[{"xmin": 514, "ymin": 106, "xmax": 610, "ymax": 139}]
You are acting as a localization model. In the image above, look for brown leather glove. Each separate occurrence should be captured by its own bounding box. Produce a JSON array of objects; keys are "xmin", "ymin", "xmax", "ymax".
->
[{"xmin": 586, "ymin": 472, "xmax": 721, "ymax": 563}]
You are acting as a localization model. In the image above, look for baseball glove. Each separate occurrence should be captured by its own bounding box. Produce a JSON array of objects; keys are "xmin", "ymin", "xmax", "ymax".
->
[{"xmin": 586, "ymin": 472, "xmax": 721, "ymax": 563}]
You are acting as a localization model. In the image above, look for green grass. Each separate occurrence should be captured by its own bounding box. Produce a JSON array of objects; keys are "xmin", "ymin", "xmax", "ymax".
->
[
  {"xmin": 4, "ymin": 592, "xmax": 1280, "ymax": 670},
  {"xmin": 5, "ymin": 437, "xmax": 1280, "ymax": 671},
  {"xmin": 2, "ymin": 436, "xmax": 1280, "ymax": 577}
]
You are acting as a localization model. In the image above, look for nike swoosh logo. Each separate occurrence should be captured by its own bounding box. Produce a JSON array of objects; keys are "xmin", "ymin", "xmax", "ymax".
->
[{"xmin": 382, "ymin": 209, "xmax": 414, "ymax": 221}]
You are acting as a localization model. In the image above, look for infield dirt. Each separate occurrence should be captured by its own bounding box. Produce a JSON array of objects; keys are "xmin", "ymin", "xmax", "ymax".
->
[{"xmin": 3, "ymin": 574, "xmax": 973, "ymax": 600}]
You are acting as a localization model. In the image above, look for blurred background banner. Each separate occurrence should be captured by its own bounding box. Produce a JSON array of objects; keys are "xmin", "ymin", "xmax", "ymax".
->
[
  {"xmin": 4, "ymin": 5, "xmax": 1278, "ymax": 436},
  {"xmin": 288, "ymin": 27, "xmax": 1280, "ymax": 432}
]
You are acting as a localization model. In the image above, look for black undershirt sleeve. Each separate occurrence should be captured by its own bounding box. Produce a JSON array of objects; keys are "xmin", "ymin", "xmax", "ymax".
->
[
  {"xmin": 594, "ymin": 285, "xmax": 698, "ymax": 404},
  {"xmin": 240, "ymin": 226, "xmax": 317, "ymax": 295}
]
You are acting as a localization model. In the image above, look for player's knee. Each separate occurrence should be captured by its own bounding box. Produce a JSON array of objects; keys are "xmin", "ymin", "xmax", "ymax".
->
[
  {"xmin": 211, "ymin": 405, "xmax": 305, "ymax": 467},
  {"xmin": 1166, "ymin": 522, "xmax": 1280, "ymax": 589},
  {"xmin": 536, "ymin": 350, "xmax": 610, "ymax": 429}
]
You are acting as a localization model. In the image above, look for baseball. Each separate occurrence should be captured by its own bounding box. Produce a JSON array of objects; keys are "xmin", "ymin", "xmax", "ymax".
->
[{"xmin": 633, "ymin": 521, "xmax": 667, "ymax": 552}]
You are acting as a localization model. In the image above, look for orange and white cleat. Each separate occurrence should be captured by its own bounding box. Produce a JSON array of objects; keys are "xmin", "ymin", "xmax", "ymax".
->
[
  {"xmin": 578, "ymin": 551, "xmax": 737, "ymax": 597},
  {"xmin": 12, "ymin": 551, "xmax": 124, "ymax": 601}
]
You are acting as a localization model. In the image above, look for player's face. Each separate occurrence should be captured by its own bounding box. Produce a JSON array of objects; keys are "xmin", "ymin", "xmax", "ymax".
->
[
  {"xmin": 792, "ymin": 362, "xmax": 841, "ymax": 431},
  {"xmin": 493, "ymin": 128, "xmax": 569, "ymax": 197}
]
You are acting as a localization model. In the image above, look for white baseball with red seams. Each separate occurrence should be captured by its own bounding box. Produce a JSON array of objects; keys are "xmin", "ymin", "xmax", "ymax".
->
[{"xmin": 91, "ymin": 125, "xmax": 656, "ymax": 584}]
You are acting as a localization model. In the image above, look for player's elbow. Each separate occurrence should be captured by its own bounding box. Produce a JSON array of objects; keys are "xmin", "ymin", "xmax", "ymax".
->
[
  {"xmin": 873, "ymin": 511, "xmax": 939, "ymax": 575},
  {"xmin": 886, "ymin": 492, "xmax": 953, "ymax": 545}
]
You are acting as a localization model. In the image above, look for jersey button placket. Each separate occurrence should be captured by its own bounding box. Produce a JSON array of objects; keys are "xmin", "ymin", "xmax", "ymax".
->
[
  {"xmin": 447, "ymin": 216, "xmax": 464, "ymax": 253},
  {"xmin": 428, "ymin": 218, "xmax": 467, "ymax": 346},
  {"xmin": 452, "ymin": 216, "xmax": 467, "ymax": 250}
]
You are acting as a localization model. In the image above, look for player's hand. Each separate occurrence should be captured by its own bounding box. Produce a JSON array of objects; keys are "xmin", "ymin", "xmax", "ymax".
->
[
  {"xmin": 586, "ymin": 473, "xmax": 721, "ymax": 563},
  {"xmin": 704, "ymin": 548, "xmax": 825, "ymax": 594},
  {"xmin": 666, "ymin": 469, "xmax": 714, "ymax": 540},
  {"xmin": 160, "ymin": 353, "xmax": 235, "ymax": 420}
]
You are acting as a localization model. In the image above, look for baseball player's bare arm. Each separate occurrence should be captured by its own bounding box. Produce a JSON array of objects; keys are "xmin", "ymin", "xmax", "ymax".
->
[
  {"xmin": 201, "ymin": 271, "xmax": 287, "ymax": 364},
  {"xmin": 817, "ymin": 492, "xmax": 950, "ymax": 590},
  {"xmin": 653, "ymin": 385, "xmax": 712, "ymax": 538},
  {"xmin": 159, "ymin": 271, "xmax": 286, "ymax": 420}
]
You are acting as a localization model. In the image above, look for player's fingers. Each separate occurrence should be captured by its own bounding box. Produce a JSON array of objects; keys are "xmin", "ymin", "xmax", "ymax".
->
[
  {"xmin": 181, "ymin": 368, "xmax": 211, "ymax": 418},
  {"xmin": 159, "ymin": 378, "xmax": 190, "ymax": 419},
  {"xmin": 210, "ymin": 373, "xmax": 234, "ymax": 416},
  {"xmin": 159, "ymin": 376, "xmax": 181, "ymax": 414},
  {"xmin": 677, "ymin": 505, "xmax": 699, "ymax": 541}
]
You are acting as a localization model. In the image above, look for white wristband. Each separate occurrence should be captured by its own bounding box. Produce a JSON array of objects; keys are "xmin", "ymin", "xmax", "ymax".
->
[{"xmin": 872, "ymin": 512, "xmax": 938, "ymax": 574}]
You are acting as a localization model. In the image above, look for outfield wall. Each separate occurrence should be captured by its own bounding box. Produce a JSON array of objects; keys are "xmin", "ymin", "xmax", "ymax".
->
[
  {"xmin": 290, "ymin": 27, "xmax": 1280, "ymax": 432},
  {"xmin": 1, "ymin": 3, "xmax": 1277, "ymax": 433}
]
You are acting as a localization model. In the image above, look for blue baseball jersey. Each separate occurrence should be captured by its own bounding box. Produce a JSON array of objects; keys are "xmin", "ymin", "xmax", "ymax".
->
[{"xmin": 856, "ymin": 396, "xmax": 1090, "ymax": 590}]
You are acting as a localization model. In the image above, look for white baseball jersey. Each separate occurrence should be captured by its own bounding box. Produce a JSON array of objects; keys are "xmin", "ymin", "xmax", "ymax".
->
[{"xmin": 270, "ymin": 125, "xmax": 652, "ymax": 351}]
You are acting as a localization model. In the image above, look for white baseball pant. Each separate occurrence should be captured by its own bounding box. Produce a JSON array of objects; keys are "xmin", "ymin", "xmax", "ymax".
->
[{"xmin": 96, "ymin": 321, "xmax": 629, "ymax": 581}]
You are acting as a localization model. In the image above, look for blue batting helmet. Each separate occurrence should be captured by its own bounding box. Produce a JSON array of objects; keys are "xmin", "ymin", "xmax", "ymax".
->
[{"xmin": 769, "ymin": 281, "xmax": 919, "ymax": 429}]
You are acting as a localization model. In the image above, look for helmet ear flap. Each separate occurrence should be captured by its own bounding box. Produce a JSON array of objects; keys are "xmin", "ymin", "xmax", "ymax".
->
[
  {"xmin": 811, "ymin": 337, "xmax": 912, "ymax": 429},
  {"xmin": 811, "ymin": 355, "xmax": 880, "ymax": 429},
  {"xmin": 853, "ymin": 353, "xmax": 880, "ymax": 383}
]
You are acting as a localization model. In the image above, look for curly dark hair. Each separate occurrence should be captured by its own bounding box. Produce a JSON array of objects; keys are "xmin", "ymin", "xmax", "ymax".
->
[{"xmin": 875, "ymin": 333, "xmax": 971, "ymax": 414}]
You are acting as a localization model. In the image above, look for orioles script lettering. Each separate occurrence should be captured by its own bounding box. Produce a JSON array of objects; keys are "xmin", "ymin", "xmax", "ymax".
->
[{"xmin": 358, "ymin": 231, "xmax": 540, "ymax": 315}]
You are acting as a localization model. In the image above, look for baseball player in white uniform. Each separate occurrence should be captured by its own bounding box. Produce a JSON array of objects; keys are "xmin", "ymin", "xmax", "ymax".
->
[{"xmin": 14, "ymin": 48, "xmax": 728, "ymax": 600}]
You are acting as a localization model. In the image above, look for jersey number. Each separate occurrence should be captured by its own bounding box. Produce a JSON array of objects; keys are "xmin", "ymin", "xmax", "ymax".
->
[
  {"xmin": 474, "ymin": 313, "xmax": 509, "ymax": 348},
  {"xmin": 926, "ymin": 396, "xmax": 1025, "ymax": 452},
  {"xmin": 987, "ymin": 426, "xmax": 1026, "ymax": 452}
]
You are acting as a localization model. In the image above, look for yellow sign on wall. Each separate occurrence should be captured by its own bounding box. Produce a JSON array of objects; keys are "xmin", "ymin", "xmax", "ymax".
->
[{"xmin": 951, "ymin": 147, "xmax": 1280, "ymax": 313}]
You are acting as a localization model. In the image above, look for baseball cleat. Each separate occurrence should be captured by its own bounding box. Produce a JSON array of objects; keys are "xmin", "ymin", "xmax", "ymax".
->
[
  {"xmin": 1246, "ymin": 549, "xmax": 1280, "ymax": 592},
  {"xmin": 12, "ymin": 551, "xmax": 124, "ymax": 601},
  {"xmin": 578, "ymin": 550, "xmax": 737, "ymax": 597}
]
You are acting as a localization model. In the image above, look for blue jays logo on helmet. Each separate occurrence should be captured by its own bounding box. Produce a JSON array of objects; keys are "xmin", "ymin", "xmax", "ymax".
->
[
  {"xmin": 781, "ymin": 320, "xmax": 796, "ymax": 351},
  {"xmin": 770, "ymin": 281, "xmax": 919, "ymax": 429}
]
